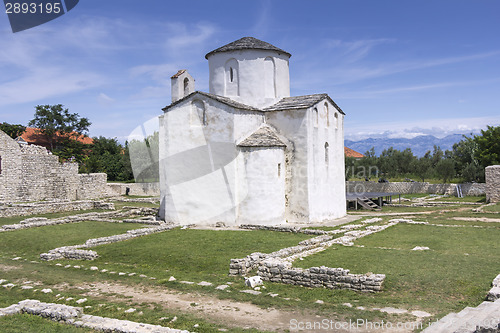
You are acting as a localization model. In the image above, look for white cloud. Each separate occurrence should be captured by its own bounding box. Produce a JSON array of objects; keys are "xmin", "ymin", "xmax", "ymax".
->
[
  {"xmin": 97, "ymin": 93, "xmax": 115, "ymax": 105},
  {"xmin": 345, "ymin": 116, "xmax": 500, "ymax": 141},
  {"xmin": 164, "ymin": 22, "xmax": 216, "ymax": 54},
  {"xmin": 0, "ymin": 67, "xmax": 105, "ymax": 107}
]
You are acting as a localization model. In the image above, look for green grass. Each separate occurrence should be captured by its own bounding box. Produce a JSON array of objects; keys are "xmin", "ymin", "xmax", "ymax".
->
[
  {"xmin": 0, "ymin": 314, "xmax": 96, "ymax": 332},
  {"xmin": 0, "ymin": 209, "xmax": 113, "ymax": 227},
  {"xmin": 294, "ymin": 223, "xmax": 500, "ymax": 316},
  {"xmin": 0, "ymin": 221, "xmax": 144, "ymax": 260},
  {"xmin": 93, "ymin": 229, "xmax": 312, "ymax": 285},
  {"xmin": 483, "ymin": 203, "xmax": 500, "ymax": 213},
  {"xmin": 1, "ymin": 200, "xmax": 500, "ymax": 332}
]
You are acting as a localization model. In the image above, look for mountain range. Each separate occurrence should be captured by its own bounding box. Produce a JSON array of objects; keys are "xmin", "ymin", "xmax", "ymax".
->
[{"xmin": 344, "ymin": 134, "xmax": 466, "ymax": 157}]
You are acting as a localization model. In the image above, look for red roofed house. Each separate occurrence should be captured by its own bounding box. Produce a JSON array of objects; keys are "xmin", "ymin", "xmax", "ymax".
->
[
  {"xmin": 344, "ymin": 147, "xmax": 363, "ymax": 158},
  {"xmin": 18, "ymin": 127, "xmax": 93, "ymax": 150}
]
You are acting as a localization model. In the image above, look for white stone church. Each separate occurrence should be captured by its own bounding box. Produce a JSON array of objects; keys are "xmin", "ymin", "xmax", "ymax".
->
[{"xmin": 159, "ymin": 37, "xmax": 346, "ymax": 225}]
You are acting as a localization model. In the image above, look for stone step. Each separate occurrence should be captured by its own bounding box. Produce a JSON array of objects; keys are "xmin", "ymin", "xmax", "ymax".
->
[{"xmin": 422, "ymin": 300, "xmax": 500, "ymax": 333}]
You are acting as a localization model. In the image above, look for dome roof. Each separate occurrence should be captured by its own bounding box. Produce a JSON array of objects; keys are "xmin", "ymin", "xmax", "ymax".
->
[{"xmin": 205, "ymin": 37, "xmax": 291, "ymax": 59}]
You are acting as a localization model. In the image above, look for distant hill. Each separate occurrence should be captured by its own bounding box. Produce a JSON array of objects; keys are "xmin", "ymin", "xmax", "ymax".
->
[{"xmin": 344, "ymin": 134, "xmax": 465, "ymax": 157}]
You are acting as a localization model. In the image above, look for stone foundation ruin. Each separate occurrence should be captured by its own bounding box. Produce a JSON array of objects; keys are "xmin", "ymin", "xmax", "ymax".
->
[{"xmin": 485, "ymin": 165, "xmax": 500, "ymax": 203}]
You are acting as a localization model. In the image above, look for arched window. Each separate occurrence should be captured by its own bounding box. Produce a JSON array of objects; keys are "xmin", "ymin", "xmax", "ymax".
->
[
  {"xmin": 264, "ymin": 57, "xmax": 276, "ymax": 98},
  {"xmin": 314, "ymin": 108, "xmax": 318, "ymax": 127},
  {"xmin": 183, "ymin": 78, "xmax": 190, "ymax": 95},
  {"xmin": 191, "ymin": 100, "xmax": 206, "ymax": 126},
  {"xmin": 224, "ymin": 58, "xmax": 239, "ymax": 96},
  {"xmin": 324, "ymin": 142, "xmax": 329, "ymax": 164},
  {"xmin": 334, "ymin": 112, "xmax": 339, "ymax": 129},
  {"xmin": 325, "ymin": 103, "xmax": 329, "ymax": 127},
  {"xmin": 324, "ymin": 142, "xmax": 329, "ymax": 176}
]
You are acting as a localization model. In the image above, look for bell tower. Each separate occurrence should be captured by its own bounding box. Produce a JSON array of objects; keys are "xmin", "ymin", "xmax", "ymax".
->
[{"xmin": 205, "ymin": 37, "xmax": 291, "ymax": 108}]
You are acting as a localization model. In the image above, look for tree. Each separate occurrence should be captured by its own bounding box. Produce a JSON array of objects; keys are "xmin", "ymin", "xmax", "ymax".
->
[
  {"xmin": 82, "ymin": 137, "xmax": 134, "ymax": 181},
  {"xmin": 413, "ymin": 151, "xmax": 433, "ymax": 182},
  {"xmin": 474, "ymin": 125, "xmax": 500, "ymax": 167},
  {"xmin": 436, "ymin": 158, "xmax": 456, "ymax": 183},
  {"xmin": 28, "ymin": 104, "xmax": 91, "ymax": 151},
  {"xmin": 0, "ymin": 122, "xmax": 26, "ymax": 139},
  {"xmin": 452, "ymin": 135, "xmax": 483, "ymax": 182}
]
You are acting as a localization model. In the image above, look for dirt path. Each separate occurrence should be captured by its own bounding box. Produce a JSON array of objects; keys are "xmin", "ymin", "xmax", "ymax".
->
[
  {"xmin": 78, "ymin": 281, "xmax": 418, "ymax": 332},
  {"xmin": 452, "ymin": 217, "xmax": 500, "ymax": 223}
]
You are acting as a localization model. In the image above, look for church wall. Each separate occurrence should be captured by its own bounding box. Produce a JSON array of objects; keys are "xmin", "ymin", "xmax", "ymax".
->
[
  {"xmin": 237, "ymin": 147, "xmax": 285, "ymax": 224},
  {"xmin": 265, "ymin": 109, "xmax": 310, "ymax": 222},
  {"xmin": 159, "ymin": 95, "xmax": 264, "ymax": 225},
  {"xmin": 208, "ymin": 50, "xmax": 290, "ymax": 108},
  {"xmin": 307, "ymin": 102, "xmax": 346, "ymax": 221}
]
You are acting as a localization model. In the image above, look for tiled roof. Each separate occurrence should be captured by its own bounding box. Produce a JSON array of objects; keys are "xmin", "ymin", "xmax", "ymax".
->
[
  {"xmin": 205, "ymin": 37, "xmax": 291, "ymax": 59},
  {"xmin": 264, "ymin": 94, "xmax": 345, "ymax": 114},
  {"xmin": 20, "ymin": 127, "xmax": 93, "ymax": 147},
  {"xmin": 162, "ymin": 91, "xmax": 260, "ymax": 112},
  {"xmin": 238, "ymin": 124, "xmax": 287, "ymax": 147},
  {"xmin": 163, "ymin": 92, "xmax": 345, "ymax": 116},
  {"xmin": 171, "ymin": 69, "xmax": 187, "ymax": 78},
  {"xmin": 344, "ymin": 147, "xmax": 364, "ymax": 158}
]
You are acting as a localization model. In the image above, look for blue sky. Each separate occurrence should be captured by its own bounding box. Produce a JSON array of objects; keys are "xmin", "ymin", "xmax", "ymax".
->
[{"xmin": 1, "ymin": 0, "xmax": 499, "ymax": 142}]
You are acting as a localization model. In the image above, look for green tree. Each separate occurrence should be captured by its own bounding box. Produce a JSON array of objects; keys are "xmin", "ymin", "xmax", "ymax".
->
[
  {"xmin": 28, "ymin": 104, "xmax": 91, "ymax": 151},
  {"xmin": 474, "ymin": 125, "xmax": 500, "ymax": 167},
  {"xmin": 128, "ymin": 132, "xmax": 159, "ymax": 182},
  {"xmin": 413, "ymin": 151, "xmax": 433, "ymax": 182},
  {"xmin": 436, "ymin": 158, "xmax": 456, "ymax": 183},
  {"xmin": 452, "ymin": 135, "xmax": 483, "ymax": 182},
  {"xmin": 83, "ymin": 137, "xmax": 133, "ymax": 181},
  {"xmin": 0, "ymin": 122, "xmax": 26, "ymax": 139}
]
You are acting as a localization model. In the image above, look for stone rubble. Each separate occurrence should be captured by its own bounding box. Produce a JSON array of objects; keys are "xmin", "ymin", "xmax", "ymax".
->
[
  {"xmin": 40, "ymin": 224, "xmax": 177, "ymax": 260},
  {"xmin": 487, "ymin": 273, "xmax": 500, "ymax": 301},
  {"xmin": 0, "ymin": 299, "xmax": 192, "ymax": 333},
  {"xmin": 230, "ymin": 220, "xmax": 400, "ymax": 292},
  {"xmin": 0, "ymin": 206, "xmax": 163, "ymax": 233}
]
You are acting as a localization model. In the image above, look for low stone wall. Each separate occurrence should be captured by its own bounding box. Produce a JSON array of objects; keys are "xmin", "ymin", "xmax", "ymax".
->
[
  {"xmin": 77, "ymin": 173, "xmax": 110, "ymax": 199},
  {"xmin": 40, "ymin": 223, "xmax": 175, "ymax": 260},
  {"xmin": 485, "ymin": 165, "xmax": 500, "ymax": 203},
  {"xmin": 346, "ymin": 181, "xmax": 486, "ymax": 196},
  {"xmin": 230, "ymin": 218, "xmax": 391, "ymax": 292},
  {"xmin": 0, "ymin": 299, "xmax": 191, "ymax": 333},
  {"xmin": 0, "ymin": 200, "xmax": 114, "ymax": 218},
  {"xmin": 107, "ymin": 182, "xmax": 160, "ymax": 197},
  {"xmin": 258, "ymin": 261, "xmax": 385, "ymax": 292}
]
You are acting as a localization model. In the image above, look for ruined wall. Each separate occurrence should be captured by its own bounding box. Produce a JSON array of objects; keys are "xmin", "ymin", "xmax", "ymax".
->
[
  {"xmin": 107, "ymin": 182, "xmax": 160, "ymax": 196},
  {"xmin": 346, "ymin": 181, "xmax": 486, "ymax": 196},
  {"xmin": 77, "ymin": 173, "xmax": 109, "ymax": 199},
  {"xmin": 0, "ymin": 129, "xmax": 109, "ymax": 203},
  {"xmin": 485, "ymin": 165, "xmax": 500, "ymax": 203}
]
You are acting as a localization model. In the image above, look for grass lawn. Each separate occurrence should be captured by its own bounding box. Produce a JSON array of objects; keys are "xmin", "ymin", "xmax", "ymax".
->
[
  {"xmin": 294, "ymin": 222, "xmax": 500, "ymax": 318},
  {"xmin": 1, "ymin": 200, "xmax": 499, "ymax": 332},
  {"xmin": 0, "ymin": 209, "xmax": 114, "ymax": 227},
  {"xmin": 0, "ymin": 314, "xmax": 96, "ymax": 332},
  {"xmin": 0, "ymin": 221, "xmax": 144, "ymax": 260},
  {"xmin": 92, "ymin": 229, "xmax": 312, "ymax": 285}
]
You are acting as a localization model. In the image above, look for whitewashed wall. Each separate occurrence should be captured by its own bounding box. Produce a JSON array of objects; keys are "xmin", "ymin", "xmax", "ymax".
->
[
  {"xmin": 237, "ymin": 147, "xmax": 286, "ymax": 224},
  {"xmin": 159, "ymin": 94, "xmax": 264, "ymax": 225},
  {"xmin": 307, "ymin": 101, "xmax": 346, "ymax": 221},
  {"xmin": 207, "ymin": 49, "xmax": 290, "ymax": 108}
]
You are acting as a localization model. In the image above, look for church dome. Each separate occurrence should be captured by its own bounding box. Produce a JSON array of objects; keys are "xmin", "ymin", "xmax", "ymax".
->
[
  {"xmin": 205, "ymin": 37, "xmax": 291, "ymax": 59},
  {"xmin": 206, "ymin": 37, "xmax": 291, "ymax": 108}
]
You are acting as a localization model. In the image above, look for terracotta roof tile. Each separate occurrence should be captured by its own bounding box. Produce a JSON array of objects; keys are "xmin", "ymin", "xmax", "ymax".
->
[
  {"xmin": 20, "ymin": 127, "xmax": 93, "ymax": 147},
  {"xmin": 344, "ymin": 147, "xmax": 364, "ymax": 158}
]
